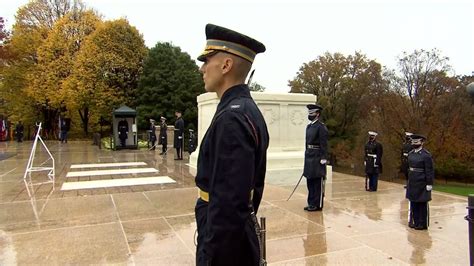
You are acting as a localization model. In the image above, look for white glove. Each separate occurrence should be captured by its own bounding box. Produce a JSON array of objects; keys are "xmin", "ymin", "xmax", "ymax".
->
[
  {"xmin": 178, "ymin": 136, "xmax": 182, "ymax": 139},
  {"xmin": 426, "ymin": 185, "xmax": 432, "ymax": 191},
  {"xmin": 364, "ymin": 161, "xmax": 366, "ymax": 166},
  {"xmin": 320, "ymin": 159, "xmax": 327, "ymax": 164}
]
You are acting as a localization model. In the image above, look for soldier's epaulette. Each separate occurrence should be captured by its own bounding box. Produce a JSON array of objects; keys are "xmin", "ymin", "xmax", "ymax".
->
[
  {"xmin": 422, "ymin": 149, "xmax": 431, "ymax": 155},
  {"xmin": 408, "ymin": 150, "xmax": 415, "ymax": 154}
]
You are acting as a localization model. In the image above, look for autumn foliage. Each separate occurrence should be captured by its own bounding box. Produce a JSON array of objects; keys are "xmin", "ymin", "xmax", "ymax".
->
[{"xmin": 289, "ymin": 50, "xmax": 474, "ymax": 181}]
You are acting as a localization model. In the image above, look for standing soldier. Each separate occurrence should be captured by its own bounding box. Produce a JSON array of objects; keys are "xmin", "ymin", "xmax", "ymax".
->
[
  {"xmin": 118, "ymin": 119, "xmax": 129, "ymax": 148},
  {"xmin": 194, "ymin": 23, "xmax": 269, "ymax": 266},
  {"xmin": 174, "ymin": 111, "xmax": 184, "ymax": 160},
  {"xmin": 15, "ymin": 121, "xmax": 24, "ymax": 143},
  {"xmin": 149, "ymin": 119, "xmax": 157, "ymax": 150},
  {"xmin": 406, "ymin": 134, "xmax": 434, "ymax": 230},
  {"xmin": 159, "ymin": 116, "xmax": 168, "ymax": 155},
  {"xmin": 364, "ymin": 131, "xmax": 383, "ymax": 191},
  {"xmin": 401, "ymin": 132, "xmax": 413, "ymax": 187},
  {"xmin": 303, "ymin": 104, "xmax": 328, "ymax": 211}
]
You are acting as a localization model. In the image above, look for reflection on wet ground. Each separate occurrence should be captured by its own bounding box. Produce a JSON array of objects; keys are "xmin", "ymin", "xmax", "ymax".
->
[{"xmin": 0, "ymin": 141, "xmax": 469, "ymax": 265}]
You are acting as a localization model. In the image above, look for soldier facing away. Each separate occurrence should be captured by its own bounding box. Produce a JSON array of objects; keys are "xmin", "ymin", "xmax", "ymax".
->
[
  {"xmin": 303, "ymin": 103, "xmax": 328, "ymax": 211},
  {"xmin": 194, "ymin": 23, "xmax": 269, "ymax": 266}
]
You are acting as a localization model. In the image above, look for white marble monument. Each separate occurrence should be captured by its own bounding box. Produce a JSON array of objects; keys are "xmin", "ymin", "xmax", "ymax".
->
[{"xmin": 189, "ymin": 92, "xmax": 332, "ymax": 183}]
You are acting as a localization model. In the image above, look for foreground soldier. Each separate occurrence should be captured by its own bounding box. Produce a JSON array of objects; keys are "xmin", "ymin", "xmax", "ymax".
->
[
  {"xmin": 194, "ymin": 23, "xmax": 269, "ymax": 266},
  {"xmin": 303, "ymin": 104, "xmax": 328, "ymax": 211},
  {"xmin": 364, "ymin": 131, "xmax": 383, "ymax": 191},
  {"xmin": 406, "ymin": 134, "xmax": 434, "ymax": 230}
]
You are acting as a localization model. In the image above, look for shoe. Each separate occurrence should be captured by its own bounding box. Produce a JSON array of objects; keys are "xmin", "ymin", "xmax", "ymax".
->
[
  {"xmin": 408, "ymin": 223, "xmax": 415, "ymax": 228},
  {"xmin": 304, "ymin": 206, "xmax": 321, "ymax": 212},
  {"xmin": 159, "ymin": 152, "xmax": 164, "ymax": 155},
  {"xmin": 414, "ymin": 225, "xmax": 427, "ymax": 230}
]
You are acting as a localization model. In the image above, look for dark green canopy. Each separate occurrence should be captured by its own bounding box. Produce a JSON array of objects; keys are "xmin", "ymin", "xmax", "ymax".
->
[{"xmin": 113, "ymin": 106, "xmax": 136, "ymax": 117}]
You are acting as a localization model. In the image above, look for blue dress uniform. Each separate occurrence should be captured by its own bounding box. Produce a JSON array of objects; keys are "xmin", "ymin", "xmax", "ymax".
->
[
  {"xmin": 195, "ymin": 24, "xmax": 268, "ymax": 266},
  {"xmin": 174, "ymin": 116, "xmax": 184, "ymax": 160},
  {"xmin": 400, "ymin": 132, "xmax": 413, "ymax": 182},
  {"xmin": 303, "ymin": 104, "xmax": 328, "ymax": 211},
  {"xmin": 364, "ymin": 132, "xmax": 383, "ymax": 191},
  {"xmin": 406, "ymin": 134, "xmax": 434, "ymax": 230},
  {"xmin": 117, "ymin": 119, "xmax": 128, "ymax": 148},
  {"xmin": 159, "ymin": 117, "xmax": 168, "ymax": 154},
  {"xmin": 149, "ymin": 120, "xmax": 157, "ymax": 150}
]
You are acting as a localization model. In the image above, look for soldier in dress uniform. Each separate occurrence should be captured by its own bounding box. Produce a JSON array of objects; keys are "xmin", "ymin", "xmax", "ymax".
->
[
  {"xmin": 401, "ymin": 132, "xmax": 413, "ymax": 186},
  {"xmin": 149, "ymin": 119, "xmax": 157, "ymax": 150},
  {"xmin": 364, "ymin": 131, "xmax": 383, "ymax": 191},
  {"xmin": 194, "ymin": 23, "xmax": 269, "ymax": 266},
  {"xmin": 406, "ymin": 134, "xmax": 434, "ymax": 230},
  {"xmin": 159, "ymin": 116, "xmax": 168, "ymax": 155},
  {"xmin": 303, "ymin": 104, "xmax": 328, "ymax": 211},
  {"xmin": 174, "ymin": 111, "xmax": 184, "ymax": 160},
  {"xmin": 118, "ymin": 119, "xmax": 128, "ymax": 148},
  {"xmin": 15, "ymin": 121, "xmax": 24, "ymax": 143}
]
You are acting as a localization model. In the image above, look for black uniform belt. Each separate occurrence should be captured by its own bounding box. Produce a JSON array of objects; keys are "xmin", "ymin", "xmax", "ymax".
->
[
  {"xmin": 307, "ymin": 145, "xmax": 320, "ymax": 149},
  {"xmin": 409, "ymin": 167, "xmax": 424, "ymax": 173},
  {"xmin": 198, "ymin": 188, "xmax": 253, "ymax": 203}
]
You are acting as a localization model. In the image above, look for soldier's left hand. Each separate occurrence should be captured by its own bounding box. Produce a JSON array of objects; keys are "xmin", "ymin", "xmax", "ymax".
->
[
  {"xmin": 320, "ymin": 159, "xmax": 327, "ymax": 164},
  {"xmin": 426, "ymin": 185, "xmax": 433, "ymax": 191}
]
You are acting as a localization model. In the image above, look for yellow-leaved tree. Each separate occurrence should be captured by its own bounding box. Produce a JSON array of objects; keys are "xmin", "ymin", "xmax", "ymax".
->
[
  {"xmin": 67, "ymin": 18, "xmax": 147, "ymax": 135},
  {"xmin": 1, "ymin": 0, "xmax": 84, "ymax": 134},
  {"xmin": 26, "ymin": 10, "xmax": 101, "ymax": 119}
]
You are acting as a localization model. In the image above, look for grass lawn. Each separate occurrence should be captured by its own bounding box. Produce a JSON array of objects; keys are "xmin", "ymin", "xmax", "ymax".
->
[{"xmin": 434, "ymin": 184, "xmax": 474, "ymax": 197}]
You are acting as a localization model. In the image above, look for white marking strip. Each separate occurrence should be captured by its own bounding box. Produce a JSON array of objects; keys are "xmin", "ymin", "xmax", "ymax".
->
[
  {"xmin": 70, "ymin": 162, "xmax": 147, "ymax": 169},
  {"xmin": 66, "ymin": 168, "xmax": 158, "ymax": 177},
  {"xmin": 61, "ymin": 176, "xmax": 176, "ymax": 190}
]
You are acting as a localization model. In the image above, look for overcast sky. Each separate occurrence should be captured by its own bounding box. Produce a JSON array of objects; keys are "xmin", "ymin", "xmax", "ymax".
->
[{"xmin": 3, "ymin": 0, "xmax": 473, "ymax": 93}]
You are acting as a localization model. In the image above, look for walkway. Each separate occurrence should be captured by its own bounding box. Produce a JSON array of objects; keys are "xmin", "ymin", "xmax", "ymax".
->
[{"xmin": 0, "ymin": 141, "xmax": 468, "ymax": 265}]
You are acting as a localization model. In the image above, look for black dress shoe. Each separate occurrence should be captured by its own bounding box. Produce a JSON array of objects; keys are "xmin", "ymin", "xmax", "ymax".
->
[
  {"xmin": 408, "ymin": 223, "xmax": 415, "ymax": 228},
  {"xmin": 414, "ymin": 225, "xmax": 428, "ymax": 230},
  {"xmin": 304, "ymin": 206, "xmax": 321, "ymax": 212}
]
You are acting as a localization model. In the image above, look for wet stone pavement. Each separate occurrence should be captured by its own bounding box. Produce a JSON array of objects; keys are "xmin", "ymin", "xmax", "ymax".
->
[{"xmin": 0, "ymin": 141, "xmax": 469, "ymax": 265}]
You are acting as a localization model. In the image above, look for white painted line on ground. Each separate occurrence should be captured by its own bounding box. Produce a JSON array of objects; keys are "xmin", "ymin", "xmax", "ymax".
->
[
  {"xmin": 0, "ymin": 168, "xmax": 17, "ymax": 177},
  {"xmin": 70, "ymin": 162, "xmax": 147, "ymax": 169},
  {"xmin": 66, "ymin": 168, "xmax": 158, "ymax": 177},
  {"xmin": 61, "ymin": 176, "xmax": 176, "ymax": 190}
]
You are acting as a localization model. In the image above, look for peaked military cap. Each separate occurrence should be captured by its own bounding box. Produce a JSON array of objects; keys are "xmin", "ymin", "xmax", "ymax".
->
[
  {"xmin": 197, "ymin": 24, "xmax": 266, "ymax": 63},
  {"xmin": 307, "ymin": 104, "xmax": 323, "ymax": 111},
  {"xmin": 307, "ymin": 104, "xmax": 323, "ymax": 115},
  {"xmin": 368, "ymin": 131, "xmax": 378, "ymax": 136},
  {"xmin": 410, "ymin": 134, "xmax": 426, "ymax": 141}
]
